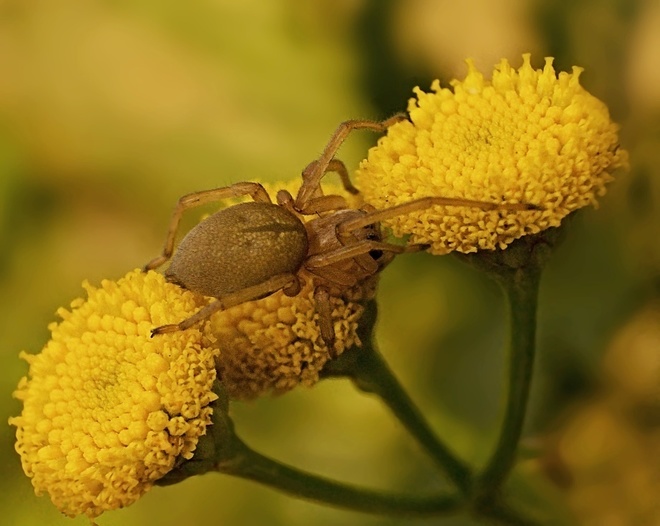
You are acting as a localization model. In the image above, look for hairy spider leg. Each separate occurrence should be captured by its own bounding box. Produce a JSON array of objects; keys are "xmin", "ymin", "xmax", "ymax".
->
[
  {"xmin": 144, "ymin": 182, "xmax": 272, "ymax": 271},
  {"xmin": 276, "ymin": 158, "xmax": 359, "ymax": 216},
  {"xmin": 335, "ymin": 196, "xmax": 541, "ymax": 244},
  {"xmin": 305, "ymin": 239, "xmax": 419, "ymax": 270},
  {"xmin": 304, "ymin": 238, "xmax": 422, "ymax": 348},
  {"xmin": 151, "ymin": 273, "xmax": 298, "ymax": 336},
  {"xmin": 302, "ymin": 158, "xmax": 359, "ymax": 196},
  {"xmin": 294, "ymin": 114, "xmax": 408, "ymax": 211},
  {"xmin": 312, "ymin": 287, "xmax": 335, "ymax": 351}
]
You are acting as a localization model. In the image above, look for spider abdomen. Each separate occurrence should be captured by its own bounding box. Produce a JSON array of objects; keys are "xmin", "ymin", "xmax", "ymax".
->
[{"xmin": 165, "ymin": 201, "xmax": 308, "ymax": 298}]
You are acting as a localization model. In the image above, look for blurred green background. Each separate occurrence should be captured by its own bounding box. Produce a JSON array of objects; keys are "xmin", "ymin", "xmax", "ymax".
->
[{"xmin": 1, "ymin": 0, "xmax": 658, "ymax": 524}]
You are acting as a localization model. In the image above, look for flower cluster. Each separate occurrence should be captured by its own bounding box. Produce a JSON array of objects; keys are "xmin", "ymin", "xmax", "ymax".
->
[
  {"xmin": 10, "ymin": 55, "xmax": 628, "ymax": 520},
  {"xmin": 356, "ymin": 54, "xmax": 628, "ymax": 254}
]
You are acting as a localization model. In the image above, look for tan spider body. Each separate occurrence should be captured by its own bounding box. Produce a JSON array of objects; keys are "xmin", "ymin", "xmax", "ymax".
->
[
  {"xmin": 145, "ymin": 115, "xmax": 537, "ymax": 345},
  {"xmin": 165, "ymin": 201, "xmax": 308, "ymax": 299}
]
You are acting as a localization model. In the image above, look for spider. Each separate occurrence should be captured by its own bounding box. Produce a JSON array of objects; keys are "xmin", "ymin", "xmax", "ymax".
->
[{"xmin": 144, "ymin": 114, "xmax": 536, "ymax": 346}]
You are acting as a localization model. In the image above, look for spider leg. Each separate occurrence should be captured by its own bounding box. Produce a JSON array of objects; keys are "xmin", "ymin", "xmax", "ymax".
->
[
  {"xmin": 144, "ymin": 182, "xmax": 272, "ymax": 271},
  {"xmin": 325, "ymin": 159, "xmax": 359, "ymax": 194},
  {"xmin": 305, "ymin": 240, "xmax": 414, "ymax": 270},
  {"xmin": 302, "ymin": 158, "xmax": 358, "ymax": 196},
  {"xmin": 336, "ymin": 196, "xmax": 540, "ymax": 242},
  {"xmin": 273, "ymin": 160, "xmax": 354, "ymax": 215},
  {"xmin": 277, "ymin": 190, "xmax": 349, "ymax": 216},
  {"xmin": 313, "ymin": 286, "xmax": 336, "ymax": 350},
  {"xmin": 151, "ymin": 273, "xmax": 298, "ymax": 336},
  {"xmin": 295, "ymin": 159, "xmax": 356, "ymax": 214},
  {"xmin": 295, "ymin": 114, "xmax": 408, "ymax": 210}
]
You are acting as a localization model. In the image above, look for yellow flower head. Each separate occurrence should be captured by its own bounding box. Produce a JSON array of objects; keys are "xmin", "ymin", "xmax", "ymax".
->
[
  {"xmin": 210, "ymin": 274, "xmax": 364, "ymax": 400},
  {"xmin": 356, "ymin": 54, "xmax": 628, "ymax": 254},
  {"xmin": 10, "ymin": 270, "xmax": 219, "ymax": 519}
]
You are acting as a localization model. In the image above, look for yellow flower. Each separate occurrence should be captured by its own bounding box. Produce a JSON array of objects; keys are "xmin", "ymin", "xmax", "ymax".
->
[
  {"xmin": 9, "ymin": 270, "xmax": 219, "ymax": 519},
  {"xmin": 356, "ymin": 54, "xmax": 628, "ymax": 254},
  {"xmin": 211, "ymin": 274, "xmax": 364, "ymax": 400}
]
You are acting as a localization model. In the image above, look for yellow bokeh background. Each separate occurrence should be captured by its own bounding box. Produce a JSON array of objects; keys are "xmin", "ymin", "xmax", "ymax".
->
[{"xmin": 1, "ymin": 1, "xmax": 658, "ymax": 524}]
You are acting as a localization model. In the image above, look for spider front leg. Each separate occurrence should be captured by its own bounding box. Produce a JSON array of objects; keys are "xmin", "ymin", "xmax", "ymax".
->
[
  {"xmin": 144, "ymin": 182, "xmax": 272, "ymax": 271},
  {"xmin": 335, "ymin": 196, "xmax": 541, "ymax": 243},
  {"xmin": 295, "ymin": 113, "xmax": 407, "ymax": 211},
  {"xmin": 313, "ymin": 286, "xmax": 336, "ymax": 351},
  {"xmin": 306, "ymin": 239, "xmax": 424, "ymax": 349},
  {"xmin": 151, "ymin": 273, "xmax": 299, "ymax": 336},
  {"xmin": 277, "ymin": 160, "xmax": 353, "ymax": 216},
  {"xmin": 290, "ymin": 159, "xmax": 359, "ymax": 215},
  {"xmin": 303, "ymin": 158, "xmax": 359, "ymax": 196},
  {"xmin": 305, "ymin": 239, "xmax": 422, "ymax": 271}
]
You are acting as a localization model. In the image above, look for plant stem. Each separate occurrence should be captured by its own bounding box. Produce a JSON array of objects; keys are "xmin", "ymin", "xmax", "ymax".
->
[
  {"xmin": 218, "ymin": 436, "xmax": 462, "ymax": 517},
  {"xmin": 475, "ymin": 265, "xmax": 542, "ymax": 501},
  {"xmin": 322, "ymin": 301, "xmax": 473, "ymax": 495}
]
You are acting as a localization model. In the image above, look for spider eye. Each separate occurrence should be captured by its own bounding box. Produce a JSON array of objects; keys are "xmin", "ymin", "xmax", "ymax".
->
[{"xmin": 369, "ymin": 249, "xmax": 383, "ymax": 260}]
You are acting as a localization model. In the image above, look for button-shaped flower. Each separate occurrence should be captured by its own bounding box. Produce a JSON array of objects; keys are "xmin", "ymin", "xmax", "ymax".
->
[
  {"xmin": 210, "ymin": 273, "xmax": 364, "ymax": 400},
  {"xmin": 356, "ymin": 54, "xmax": 628, "ymax": 254},
  {"xmin": 10, "ymin": 270, "xmax": 220, "ymax": 519}
]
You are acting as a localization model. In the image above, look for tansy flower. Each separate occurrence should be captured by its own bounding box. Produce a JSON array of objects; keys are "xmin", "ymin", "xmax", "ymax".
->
[
  {"xmin": 210, "ymin": 274, "xmax": 364, "ymax": 400},
  {"xmin": 9, "ymin": 270, "xmax": 219, "ymax": 519},
  {"xmin": 356, "ymin": 54, "xmax": 628, "ymax": 254}
]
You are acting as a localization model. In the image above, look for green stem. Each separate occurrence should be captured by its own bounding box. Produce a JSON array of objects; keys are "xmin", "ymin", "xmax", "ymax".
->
[
  {"xmin": 476, "ymin": 266, "xmax": 541, "ymax": 500},
  {"xmin": 323, "ymin": 301, "xmax": 473, "ymax": 495},
  {"xmin": 474, "ymin": 500, "xmax": 539, "ymax": 526},
  {"xmin": 218, "ymin": 436, "xmax": 462, "ymax": 517},
  {"xmin": 161, "ymin": 379, "xmax": 462, "ymax": 517}
]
